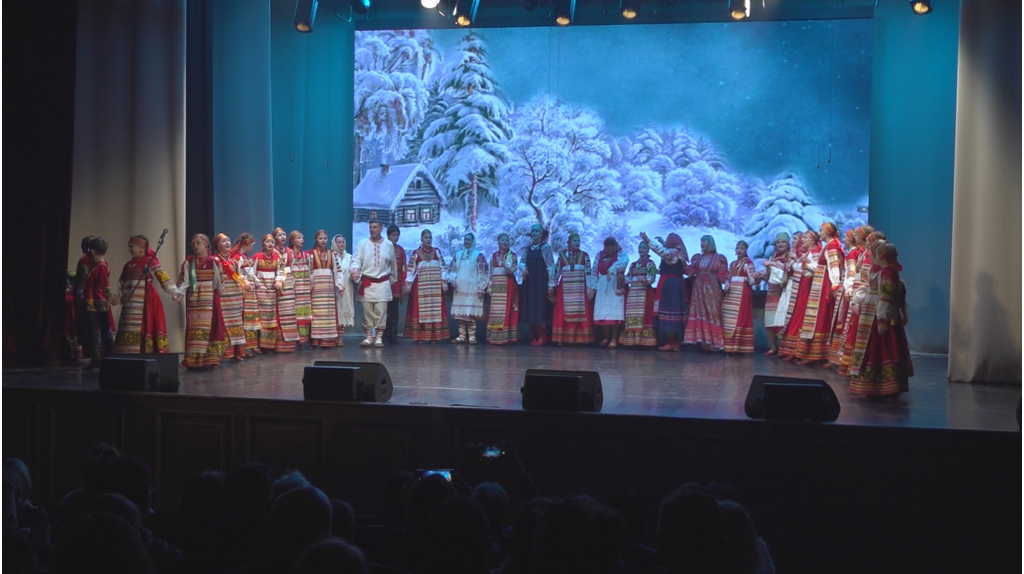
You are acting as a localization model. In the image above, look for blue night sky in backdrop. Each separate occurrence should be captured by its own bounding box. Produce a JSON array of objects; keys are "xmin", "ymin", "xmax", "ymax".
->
[{"xmin": 431, "ymin": 20, "xmax": 873, "ymax": 207}]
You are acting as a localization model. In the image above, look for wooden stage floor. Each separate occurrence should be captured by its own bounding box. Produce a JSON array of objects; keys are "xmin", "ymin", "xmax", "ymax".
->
[{"xmin": 5, "ymin": 341, "xmax": 1019, "ymax": 432}]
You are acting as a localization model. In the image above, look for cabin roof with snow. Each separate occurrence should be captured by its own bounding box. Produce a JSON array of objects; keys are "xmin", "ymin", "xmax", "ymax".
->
[{"xmin": 353, "ymin": 163, "xmax": 446, "ymax": 210}]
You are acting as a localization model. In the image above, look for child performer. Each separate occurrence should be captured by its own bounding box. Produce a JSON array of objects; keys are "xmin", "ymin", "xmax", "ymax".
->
[
  {"xmin": 214, "ymin": 233, "xmax": 248, "ymax": 362},
  {"xmin": 177, "ymin": 234, "xmax": 228, "ymax": 369},
  {"xmin": 112, "ymin": 235, "xmax": 180, "ymax": 354},
  {"xmin": 308, "ymin": 230, "xmax": 340, "ymax": 348},
  {"xmin": 404, "ymin": 229, "xmax": 449, "ymax": 344},
  {"xmin": 228, "ymin": 233, "xmax": 260, "ymax": 355},
  {"xmin": 448, "ymin": 232, "xmax": 490, "ymax": 344},
  {"xmin": 592, "ymin": 237, "xmax": 630, "ymax": 348},
  {"xmin": 550, "ymin": 232, "xmax": 594, "ymax": 346},
  {"xmin": 331, "ymin": 235, "xmax": 355, "ymax": 344},
  {"xmin": 289, "ymin": 230, "xmax": 313, "ymax": 348},
  {"xmin": 643, "ymin": 232, "xmax": 689, "ymax": 352},
  {"xmin": 82, "ymin": 237, "xmax": 114, "ymax": 369},
  {"xmin": 486, "ymin": 233, "xmax": 520, "ymax": 345},
  {"xmin": 759, "ymin": 232, "xmax": 796, "ymax": 356},
  {"xmin": 683, "ymin": 235, "xmax": 730, "ymax": 352},
  {"xmin": 520, "ymin": 224, "xmax": 555, "ymax": 346},
  {"xmin": 273, "ymin": 228, "xmax": 300, "ymax": 353},
  {"xmin": 252, "ymin": 234, "xmax": 285, "ymax": 351},
  {"xmin": 721, "ymin": 240, "xmax": 757, "ymax": 354},
  {"xmin": 618, "ymin": 240, "xmax": 658, "ymax": 348}
]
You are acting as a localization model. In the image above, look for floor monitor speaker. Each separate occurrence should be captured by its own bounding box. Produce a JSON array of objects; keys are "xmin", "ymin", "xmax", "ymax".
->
[
  {"xmin": 99, "ymin": 357, "xmax": 161, "ymax": 392},
  {"xmin": 307, "ymin": 361, "xmax": 394, "ymax": 402},
  {"xmin": 110, "ymin": 353, "xmax": 180, "ymax": 392},
  {"xmin": 745, "ymin": 375, "xmax": 840, "ymax": 422},
  {"xmin": 521, "ymin": 369, "xmax": 603, "ymax": 412}
]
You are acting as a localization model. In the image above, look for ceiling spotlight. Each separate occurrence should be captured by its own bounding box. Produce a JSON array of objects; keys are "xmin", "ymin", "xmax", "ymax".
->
[
  {"xmin": 422, "ymin": 0, "xmax": 439, "ymax": 8},
  {"xmin": 454, "ymin": 0, "xmax": 478, "ymax": 25},
  {"xmin": 293, "ymin": 0, "xmax": 318, "ymax": 32},
  {"xmin": 620, "ymin": 0, "xmax": 638, "ymax": 19},
  {"xmin": 553, "ymin": 0, "xmax": 575, "ymax": 25},
  {"xmin": 730, "ymin": 0, "xmax": 749, "ymax": 20},
  {"xmin": 910, "ymin": 0, "xmax": 932, "ymax": 14},
  {"xmin": 351, "ymin": 0, "xmax": 370, "ymax": 16}
]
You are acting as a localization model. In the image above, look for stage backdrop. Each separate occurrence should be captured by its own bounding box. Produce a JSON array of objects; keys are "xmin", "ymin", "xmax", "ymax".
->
[{"xmin": 351, "ymin": 21, "xmax": 871, "ymax": 268}]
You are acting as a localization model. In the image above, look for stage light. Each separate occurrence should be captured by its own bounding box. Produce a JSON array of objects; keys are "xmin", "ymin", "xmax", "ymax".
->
[
  {"xmin": 910, "ymin": 0, "xmax": 932, "ymax": 14},
  {"xmin": 730, "ymin": 0, "xmax": 748, "ymax": 20},
  {"xmin": 352, "ymin": 0, "xmax": 371, "ymax": 16},
  {"xmin": 422, "ymin": 0, "xmax": 440, "ymax": 8},
  {"xmin": 455, "ymin": 0, "xmax": 478, "ymax": 26},
  {"xmin": 620, "ymin": 0, "xmax": 638, "ymax": 19},
  {"xmin": 293, "ymin": 0, "xmax": 318, "ymax": 32},
  {"xmin": 553, "ymin": 0, "xmax": 575, "ymax": 26}
]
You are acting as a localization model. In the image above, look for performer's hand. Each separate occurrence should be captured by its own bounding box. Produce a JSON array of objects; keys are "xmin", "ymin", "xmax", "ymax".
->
[
  {"xmin": 351, "ymin": 272, "xmax": 362, "ymax": 283},
  {"xmin": 547, "ymin": 287, "xmax": 554, "ymax": 296},
  {"xmin": 172, "ymin": 292, "xmax": 182, "ymax": 303},
  {"xmin": 110, "ymin": 295, "xmax": 121, "ymax": 306},
  {"xmin": 901, "ymin": 309, "xmax": 910, "ymax": 327},
  {"xmin": 851, "ymin": 303, "xmax": 860, "ymax": 314},
  {"xmin": 876, "ymin": 321, "xmax": 889, "ymax": 336},
  {"xmin": 338, "ymin": 287, "xmax": 345, "ymax": 296},
  {"xmin": 522, "ymin": 268, "xmax": 529, "ymax": 278}
]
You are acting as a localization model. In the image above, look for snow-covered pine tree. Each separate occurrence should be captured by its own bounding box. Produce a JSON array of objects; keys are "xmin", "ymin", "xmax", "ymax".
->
[
  {"xmin": 420, "ymin": 32, "xmax": 512, "ymax": 231},
  {"xmin": 354, "ymin": 30, "xmax": 437, "ymax": 185},
  {"xmin": 744, "ymin": 173, "xmax": 819, "ymax": 258}
]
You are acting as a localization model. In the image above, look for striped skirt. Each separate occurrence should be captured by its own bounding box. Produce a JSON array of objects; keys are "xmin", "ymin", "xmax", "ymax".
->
[
  {"xmin": 405, "ymin": 265, "xmax": 449, "ymax": 342},
  {"xmin": 220, "ymin": 279, "xmax": 246, "ymax": 347},
  {"xmin": 275, "ymin": 278, "xmax": 299, "ymax": 352},
  {"xmin": 619, "ymin": 286, "xmax": 656, "ymax": 347},
  {"xmin": 112, "ymin": 284, "xmax": 170, "ymax": 354},
  {"xmin": 310, "ymin": 269, "xmax": 339, "ymax": 342},
  {"xmin": 183, "ymin": 273, "xmax": 226, "ymax": 368},
  {"xmin": 293, "ymin": 266, "xmax": 312, "ymax": 342},
  {"xmin": 486, "ymin": 273, "xmax": 519, "ymax": 345},
  {"xmin": 721, "ymin": 280, "xmax": 754, "ymax": 354},
  {"xmin": 242, "ymin": 286, "xmax": 260, "ymax": 351}
]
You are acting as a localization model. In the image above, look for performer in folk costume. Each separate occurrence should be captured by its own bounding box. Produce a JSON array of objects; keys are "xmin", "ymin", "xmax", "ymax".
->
[
  {"xmin": 214, "ymin": 233, "xmax": 248, "ymax": 362},
  {"xmin": 779, "ymin": 231, "xmax": 821, "ymax": 359},
  {"xmin": 780, "ymin": 231, "xmax": 808, "ymax": 338},
  {"xmin": 73, "ymin": 235, "xmax": 96, "ymax": 361},
  {"xmin": 486, "ymin": 233, "xmax": 520, "ymax": 345},
  {"xmin": 177, "ymin": 234, "xmax": 229, "ymax": 369},
  {"xmin": 385, "ymin": 225, "xmax": 407, "ymax": 344},
  {"xmin": 112, "ymin": 234, "xmax": 180, "ymax": 354},
  {"xmin": 643, "ymin": 232, "xmax": 689, "ymax": 352},
  {"xmin": 839, "ymin": 228, "xmax": 883, "ymax": 376},
  {"xmin": 331, "ymin": 235, "xmax": 355, "ymax": 344},
  {"xmin": 252, "ymin": 234, "xmax": 285, "ymax": 351},
  {"xmin": 448, "ymin": 233, "xmax": 490, "ymax": 344},
  {"xmin": 550, "ymin": 232, "xmax": 595, "ymax": 346},
  {"xmin": 308, "ymin": 230, "xmax": 340, "ymax": 348},
  {"xmin": 520, "ymin": 224, "xmax": 555, "ymax": 346},
  {"xmin": 592, "ymin": 237, "xmax": 630, "ymax": 348},
  {"xmin": 826, "ymin": 229, "xmax": 861, "ymax": 367},
  {"xmin": 289, "ymin": 231, "xmax": 313, "ymax": 346},
  {"xmin": 617, "ymin": 240, "xmax": 658, "ymax": 348},
  {"xmin": 849, "ymin": 240, "xmax": 912, "ymax": 398},
  {"xmin": 228, "ymin": 233, "xmax": 260, "ymax": 355},
  {"xmin": 403, "ymin": 229, "xmax": 449, "ymax": 344},
  {"xmin": 758, "ymin": 232, "xmax": 797, "ymax": 356},
  {"xmin": 791, "ymin": 222, "xmax": 843, "ymax": 365},
  {"xmin": 272, "ymin": 228, "xmax": 300, "ymax": 353},
  {"xmin": 722, "ymin": 241, "xmax": 758, "ymax": 354},
  {"xmin": 350, "ymin": 220, "xmax": 399, "ymax": 348},
  {"xmin": 683, "ymin": 235, "xmax": 730, "ymax": 351},
  {"xmin": 82, "ymin": 237, "xmax": 114, "ymax": 369}
]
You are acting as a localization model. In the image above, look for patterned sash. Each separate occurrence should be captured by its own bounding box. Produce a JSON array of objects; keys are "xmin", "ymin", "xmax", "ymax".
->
[
  {"xmin": 799, "ymin": 250, "xmax": 824, "ymax": 340},
  {"xmin": 310, "ymin": 268, "xmax": 338, "ymax": 339},
  {"xmin": 488, "ymin": 272, "xmax": 511, "ymax": 329},
  {"xmin": 624, "ymin": 286, "xmax": 648, "ymax": 330},
  {"xmin": 849, "ymin": 268, "xmax": 880, "ymax": 377},
  {"xmin": 185, "ymin": 267, "xmax": 217, "ymax": 355},
  {"xmin": 561, "ymin": 268, "xmax": 588, "ymax": 322},
  {"xmin": 721, "ymin": 279, "xmax": 745, "ymax": 337},
  {"xmin": 416, "ymin": 262, "xmax": 444, "ymax": 323}
]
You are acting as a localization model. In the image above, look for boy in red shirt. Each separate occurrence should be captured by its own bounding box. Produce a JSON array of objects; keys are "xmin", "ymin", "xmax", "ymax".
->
[{"xmin": 83, "ymin": 237, "xmax": 114, "ymax": 369}]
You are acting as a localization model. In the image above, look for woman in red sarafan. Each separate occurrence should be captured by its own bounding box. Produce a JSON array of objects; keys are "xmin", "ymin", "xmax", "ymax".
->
[
  {"xmin": 839, "ymin": 228, "xmax": 883, "ymax": 376},
  {"xmin": 228, "ymin": 233, "xmax": 260, "ymax": 355},
  {"xmin": 849, "ymin": 240, "xmax": 913, "ymax": 398},
  {"xmin": 790, "ymin": 222, "xmax": 843, "ymax": 365},
  {"xmin": 289, "ymin": 230, "xmax": 313, "ymax": 347},
  {"xmin": 273, "ymin": 227, "xmax": 300, "ymax": 353},
  {"xmin": 778, "ymin": 231, "xmax": 821, "ymax": 359},
  {"xmin": 308, "ymin": 230, "xmax": 340, "ymax": 348},
  {"xmin": 550, "ymin": 233, "xmax": 594, "ymax": 346},
  {"xmin": 485, "ymin": 233, "xmax": 520, "ymax": 345},
  {"xmin": 683, "ymin": 235, "xmax": 730, "ymax": 351},
  {"xmin": 617, "ymin": 240, "xmax": 658, "ymax": 348},
  {"xmin": 177, "ymin": 234, "xmax": 227, "ymax": 369},
  {"xmin": 213, "ymin": 233, "xmax": 248, "ymax": 362},
  {"xmin": 252, "ymin": 234, "xmax": 285, "ymax": 351},
  {"xmin": 403, "ymin": 229, "xmax": 450, "ymax": 343},
  {"xmin": 721, "ymin": 240, "xmax": 757, "ymax": 354},
  {"xmin": 112, "ymin": 235, "xmax": 180, "ymax": 354},
  {"xmin": 758, "ymin": 232, "xmax": 796, "ymax": 357},
  {"xmin": 826, "ymin": 228, "xmax": 861, "ymax": 368}
]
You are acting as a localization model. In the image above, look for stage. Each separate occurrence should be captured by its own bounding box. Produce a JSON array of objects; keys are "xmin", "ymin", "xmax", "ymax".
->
[{"xmin": 3, "ymin": 341, "xmax": 1019, "ymax": 432}]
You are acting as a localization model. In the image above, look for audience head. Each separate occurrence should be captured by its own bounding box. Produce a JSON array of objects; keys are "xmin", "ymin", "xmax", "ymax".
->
[
  {"xmin": 657, "ymin": 483, "xmax": 725, "ymax": 573},
  {"xmin": 425, "ymin": 495, "xmax": 493, "ymax": 574},
  {"xmin": 87, "ymin": 493, "xmax": 142, "ymax": 531},
  {"xmin": 271, "ymin": 469, "xmax": 311, "ymax": 502},
  {"xmin": 471, "ymin": 481, "xmax": 510, "ymax": 537},
  {"xmin": 290, "ymin": 537, "xmax": 369, "ymax": 574},
  {"xmin": 107, "ymin": 456, "xmax": 152, "ymax": 516},
  {"xmin": 226, "ymin": 462, "xmax": 274, "ymax": 521},
  {"xmin": 382, "ymin": 470, "xmax": 413, "ymax": 526},
  {"xmin": 717, "ymin": 499, "xmax": 762, "ymax": 574},
  {"xmin": 505, "ymin": 497, "xmax": 555, "ymax": 573},
  {"xmin": 3, "ymin": 459, "xmax": 32, "ymax": 508},
  {"xmin": 406, "ymin": 473, "xmax": 456, "ymax": 531},
  {"xmin": 529, "ymin": 495, "xmax": 625, "ymax": 574},
  {"xmin": 51, "ymin": 512, "xmax": 156, "ymax": 574},
  {"xmin": 330, "ymin": 499, "xmax": 356, "ymax": 541},
  {"xmin": 179, "ymin": 470, "xmax": 227, "ymax": 523},
  {"xmin": 272, "ymin": 485, "xmax": 334, "ymax": 552}
]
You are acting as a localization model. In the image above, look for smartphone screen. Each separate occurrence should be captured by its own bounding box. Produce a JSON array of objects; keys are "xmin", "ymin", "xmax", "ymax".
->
[
  {"xmin": 424, "ymin": 469, "xmax": 452, "ymax": 481},
  {"xmin": 481, "ymin": 446, "xmax": 503, "ymax": 458}
]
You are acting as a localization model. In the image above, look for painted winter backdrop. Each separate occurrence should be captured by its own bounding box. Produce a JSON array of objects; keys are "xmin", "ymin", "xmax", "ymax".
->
[{"xmin": 352, "ymin": 22, "xmax": 871, "ymax": 271}]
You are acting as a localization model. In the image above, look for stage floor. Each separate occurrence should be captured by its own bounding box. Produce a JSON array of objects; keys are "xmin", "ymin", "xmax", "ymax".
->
[{"xmin": 4, "ymin": 342, "xmax": 1019, "ymax": 432}]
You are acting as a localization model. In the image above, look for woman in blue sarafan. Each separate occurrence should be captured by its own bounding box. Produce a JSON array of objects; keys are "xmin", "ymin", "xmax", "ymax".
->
[
  {"xmin": 641, "ymin": 231, "xmax": 689, "ymax": 352},
  {"xmin": 519, "ymin": 224, "xmax": 554, "ymax": 346}
]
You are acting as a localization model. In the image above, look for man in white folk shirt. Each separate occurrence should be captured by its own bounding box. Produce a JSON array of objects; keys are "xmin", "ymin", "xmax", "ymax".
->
[{"xmin": 350, "ymin": 220, "xmax": 399, "ymax": 347}]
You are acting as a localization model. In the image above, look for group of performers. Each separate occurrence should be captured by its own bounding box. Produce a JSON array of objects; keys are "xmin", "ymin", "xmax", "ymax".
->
[{"xmin": 69, "ymin": 218, "xmax": 912, "ymax": 399}]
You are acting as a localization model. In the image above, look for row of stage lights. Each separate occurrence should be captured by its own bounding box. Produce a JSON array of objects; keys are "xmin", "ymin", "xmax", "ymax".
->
[{"xmin": 294, "ymin": 0, "xmax": 933, "ymax": 32}]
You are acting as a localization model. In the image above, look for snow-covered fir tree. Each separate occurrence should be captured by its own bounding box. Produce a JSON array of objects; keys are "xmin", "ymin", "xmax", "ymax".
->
[
  {"xmin": 744, "ymin": 173, "xmax": 822, "ymax": 258},
  {"xmin": 420, "ymin": 32, "xmax": 512, "ymax": 231}
]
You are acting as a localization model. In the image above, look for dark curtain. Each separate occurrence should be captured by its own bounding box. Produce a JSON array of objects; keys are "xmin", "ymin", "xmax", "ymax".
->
[{"xmin": 3, "ymin": 0, "xmax": 79, "ymax": 365}]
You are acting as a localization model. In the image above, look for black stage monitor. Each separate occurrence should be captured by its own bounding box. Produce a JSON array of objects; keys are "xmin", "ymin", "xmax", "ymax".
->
[
  {"xmin": 110, "ymin": 353, "xmax": 180, "ymax": 392},
  {"xmin": 99, "ymin": 357, "xmax": 161, "ymax": 392},
  {"xmin": 744, "ymin": 375, "xmax": 840, "ymax": 422},
  {"xmin": 307, "ymin": 361, "xmax": 394, "ymax": 402},
  {"xmin": 522, "ymin": 369, "xmax": 603, "ymax": 412}
]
